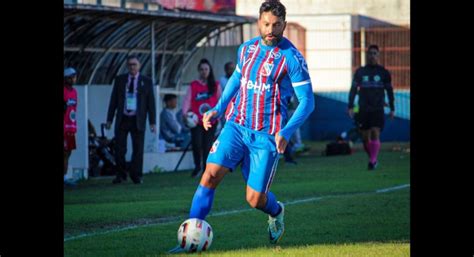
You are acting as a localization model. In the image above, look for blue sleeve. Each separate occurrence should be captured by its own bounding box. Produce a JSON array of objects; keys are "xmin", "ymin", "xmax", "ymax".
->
[
  {"xmin": 279, "ymin": 49, "xmax": 315, "ymax": 141},
  {"xmin": 213, "ymin": 70, "xmax": 241, "ymax": 117},
  {"xmin": 279, "ymin": 84, "xmax": 314, "ymax": 141},
  {"xmin": 211, "ymin": 44, "xmax": 245, "ymax": 117}
]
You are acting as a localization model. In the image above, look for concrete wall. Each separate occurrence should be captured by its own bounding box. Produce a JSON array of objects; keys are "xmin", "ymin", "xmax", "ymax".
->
[
  {"xmin": 237, "ymin": 0, "xmax": 410, "ymax": 26},
  {"xmin": 236, "ymin": 13, "xmax": 408, "ymax": 93},
  {"xmin": 86, "ymin": 85, "xmax": 160, "ymax": 155},
  {"xmin": 67, "ymin": 85, "xmax": 169, "ymax": 178},
  {"xmin": 240, "ymin": 14, "xmax": 354, "ymax": 93},
  {"xmin": 293, "ymin": 15, "xmax": 353, "ymax": 92},
  {"xmin": 236, "ymin": 0, "xmax": 410, "ymax": 94}
]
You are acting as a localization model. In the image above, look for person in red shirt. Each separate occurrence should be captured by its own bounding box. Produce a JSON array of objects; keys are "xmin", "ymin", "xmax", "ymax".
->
[
  {"xmin": 64, "ymin": 67, "xmax": 78, "ymax": 187},
  {"xmin": 182, "ymin": 59, "xmax": 222, "ymax": 177}
]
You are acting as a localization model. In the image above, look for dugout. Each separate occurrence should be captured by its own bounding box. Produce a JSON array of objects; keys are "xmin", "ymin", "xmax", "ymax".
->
[{"xmin": 64, "ymin": 3, "xmax": 256, "ymax": 179}]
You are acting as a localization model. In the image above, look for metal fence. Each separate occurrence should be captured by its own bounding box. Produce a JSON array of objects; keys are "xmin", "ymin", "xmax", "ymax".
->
[{"xmin": 353, "ymin": 27, "xmax": 410, "ymax": 90}]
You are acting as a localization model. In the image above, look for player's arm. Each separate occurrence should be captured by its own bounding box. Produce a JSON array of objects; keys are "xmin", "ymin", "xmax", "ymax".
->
[
  {"xmin": 203, "ymin": 45, "xmax": 244, "ymax": 130},
  {"xmin": 212, "ymin": 68, "xmax": 241, "ymax": 118},
  {"xmin": 384, "ymin": 69, "xmax": 395, "ymax": 112},
  {"xmin": 279, "ymin": 83, "xmax": 314, "ymax": 143},
  {"xmin": 348, "ymin": 69, "xmax": 360, "ymax": 118},
  {"xmin": 278, "ymin": 51, "xmax": 315, "ymax": 144},
  {"xmin": 202, "ymin": 70, "xmax": 241, "ymax": 130},
  {"xmin": 384, "ymin": 69, "xmax": 395, "ymax": 119}
]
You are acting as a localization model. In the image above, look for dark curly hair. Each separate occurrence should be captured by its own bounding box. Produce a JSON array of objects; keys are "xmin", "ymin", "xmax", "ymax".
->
[{"xmin": 259, "ymin": 0, "xmax": 286, "ymax": 21}]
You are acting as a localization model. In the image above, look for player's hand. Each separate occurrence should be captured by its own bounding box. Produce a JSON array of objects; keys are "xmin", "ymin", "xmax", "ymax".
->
[
  {"xmin": 275, "ymin": 132, "xmax": 288, "ymax": 154},
  {"xmin": 105, "ymin": 122, "xmax": 111, "ymax": 130},
  {"xmin": 389, "ymin": 111, "xmax": 395, "ymax": 120},
  {"xmin": 150, "ymin": 124, "xmax": 156, "ymax": 133},
  {"xmin": 348, "ymin": 108, "xmax": 354, "ymax": 119},
  {"xmin": 203, "ymin": 110, "xmax": 218, "ymax": 131}
]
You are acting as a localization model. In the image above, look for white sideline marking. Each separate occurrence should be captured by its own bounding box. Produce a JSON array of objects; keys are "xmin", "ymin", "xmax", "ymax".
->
[
  {"xmin": 376, "ymin": 184, "xmax": 410, "ymax": 193},
  {"xmin": 64, "ymin": 184, "xmax": 410, "ymax": 242}
]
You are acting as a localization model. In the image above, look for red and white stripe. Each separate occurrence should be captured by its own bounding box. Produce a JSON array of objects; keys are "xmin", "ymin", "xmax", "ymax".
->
[
  {"xmin": 257, "ymin": 48, "xmax": 280, "ymax": 130},
  {"xmin": 252, "ymin": 49, "xmax": 271, "ymax": 130},
  {"xmin": 231, "ymin": 45, "xmax": 246, "ymax": 123},
  {"xmin": 236, "ymin": 41, "xmax": 260, "ymax": 125},
  {"xmin": 239, "ymin": 45, "xmax": 246, "ymax": 65},
  {"xmin": 269, "ymin": 57, "xmax": 286, "ymax": 135}
]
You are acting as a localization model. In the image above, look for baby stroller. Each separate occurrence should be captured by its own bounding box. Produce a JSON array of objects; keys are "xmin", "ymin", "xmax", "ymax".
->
[{"xmin": 88, "ymin": 121, "xmax": 117, "ymax": 177}]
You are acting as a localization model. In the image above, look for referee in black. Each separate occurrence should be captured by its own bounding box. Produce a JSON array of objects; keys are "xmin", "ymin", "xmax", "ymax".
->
[{"xmin": 348, "ymin": 44, "xmax": 395, "ymax": 170}]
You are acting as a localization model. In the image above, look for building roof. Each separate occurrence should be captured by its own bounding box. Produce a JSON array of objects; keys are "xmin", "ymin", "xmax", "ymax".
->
[{"xmin": 64, "ymin": 4, "xmax": 256, "ymax": 87}]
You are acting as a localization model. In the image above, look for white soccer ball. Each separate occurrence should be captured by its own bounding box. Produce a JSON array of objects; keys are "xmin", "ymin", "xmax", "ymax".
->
[
  {"xmin": 177, "ymin": 218, "xmax": 213, "ymax": 253},
  {"xmin": 185, "ymin": 111, "xmax": 199, "ymax": 128}
]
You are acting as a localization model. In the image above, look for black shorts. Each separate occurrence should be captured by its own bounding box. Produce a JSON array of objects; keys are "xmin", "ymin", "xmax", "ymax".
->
[{"xmin": 356, "ymin": 109, "xmax": 385, "ymax": 130}]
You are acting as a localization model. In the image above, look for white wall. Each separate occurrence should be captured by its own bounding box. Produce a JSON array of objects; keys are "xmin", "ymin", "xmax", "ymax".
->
[
  {"xmin": 237, "ymin": 0, "xmax": 410, "ymax": 26},
  {"xmin": 82, "ymin": 84, "xmax": 194, "ymax": 175},
  {"xmin": 287, "ymin": 14, "xmax": 353, "ymax": 92},
  {"xmin": 67, "ymin": 84, "xmax": 161, "ymax": 179},
  {"xmin": 87, "ymin": 85, "xmax": 160, "ymax": 159},
  {"xmin": 238, "ymin": 14, "xmax": 354, "ymax": 93},
  {"xmin": 67, "ymin": 85, "xmax": 89, "ymax": 179},
  {"xmin": 236, "ymin": 0, "xmax": 410, "ymax": 93}
]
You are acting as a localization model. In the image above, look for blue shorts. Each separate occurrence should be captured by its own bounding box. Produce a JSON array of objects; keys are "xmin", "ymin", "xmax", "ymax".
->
[{"xmin": 207, "ymin": 122, "xmax": 279, "ymax": 193}]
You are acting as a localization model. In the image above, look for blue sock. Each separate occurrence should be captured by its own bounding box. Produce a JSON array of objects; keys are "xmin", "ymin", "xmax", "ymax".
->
[
  {"xmin": 189, "ymin": 185, "xmax": 215, "ymax": 220},
  {"xmin": 261, "ymin": 192, "xmax": 282, "ymax": 217}
]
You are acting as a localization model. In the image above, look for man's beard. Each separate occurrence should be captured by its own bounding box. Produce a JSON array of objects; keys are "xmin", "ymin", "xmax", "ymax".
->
[{"xmin": 262, "ymin": 33, "xmax": 282, "ymax": 46}]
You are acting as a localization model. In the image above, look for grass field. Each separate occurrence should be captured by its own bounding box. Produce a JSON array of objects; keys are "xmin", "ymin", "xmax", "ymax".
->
[{"xmin": 64, "ymin": 141, "xmax": 410, "ymax": 257}]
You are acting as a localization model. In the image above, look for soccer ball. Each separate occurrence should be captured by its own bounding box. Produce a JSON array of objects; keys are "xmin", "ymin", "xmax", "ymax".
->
[
  {"xmin": 185, "ymin": 111, "xmax": 199, "ymax": 128},
  {"xmin": 177, "ymin": 218, "xmax": 213, "ymax": 253}
]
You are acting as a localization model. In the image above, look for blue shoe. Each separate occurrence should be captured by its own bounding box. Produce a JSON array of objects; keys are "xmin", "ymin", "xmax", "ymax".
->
[{"xmin": 268, "ymin": 201, "xmax": 285, "ymax": 244}]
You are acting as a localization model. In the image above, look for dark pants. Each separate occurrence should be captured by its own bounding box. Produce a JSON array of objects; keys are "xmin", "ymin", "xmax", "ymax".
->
[
  {"xmin": 190, "ymin": 124, "xmax": 216, "ymax": 171},
  {"xmin": 115, "ymin": 115, "xmax": 145, "ymax": 180}
]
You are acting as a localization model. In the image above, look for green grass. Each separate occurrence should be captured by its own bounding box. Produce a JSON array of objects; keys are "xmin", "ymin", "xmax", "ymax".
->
[{"xmin": 64, "ymin": 141, "xmax": 410, "ymax": 257}]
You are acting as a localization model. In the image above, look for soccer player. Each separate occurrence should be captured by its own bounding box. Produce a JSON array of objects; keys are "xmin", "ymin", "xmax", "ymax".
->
[
  {"xmin": 348, "ymin": 44, "xmax": 395, "ymax": 170},
  {"xmin": 170, "ymin": 0, "xmax": 315, "ymax": 252}
]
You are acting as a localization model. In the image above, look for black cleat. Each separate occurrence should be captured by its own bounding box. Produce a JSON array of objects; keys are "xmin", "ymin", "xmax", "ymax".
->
[{"xmin": 368, "ymin": 161, "xmax": 378, "ymax": 170}]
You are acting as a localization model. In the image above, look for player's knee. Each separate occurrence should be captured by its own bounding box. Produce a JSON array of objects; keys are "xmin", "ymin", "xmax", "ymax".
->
[
  {"xmin": 370, "ymin": 129, "xmax": 380, "ymax": 140},
  {"xmin": 200, "ymin": 171, "xmax": 218, "ymax": 188},
  {"xmin": 246, "ymin": 192, "xmax": 265, "ymax": 209},
  {"xmin": 200, "ymin": 166, "xmax": 224, "ymax": 188},
  {"xmin": 246, "ymin": 196, "xmax": 259, "ymax": 208}
]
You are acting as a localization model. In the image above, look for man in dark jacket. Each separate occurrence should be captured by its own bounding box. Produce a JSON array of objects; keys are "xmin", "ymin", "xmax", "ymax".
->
[{"xmin": 106, "ymin": 55, "xmax": 157, "ymax": 184}]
